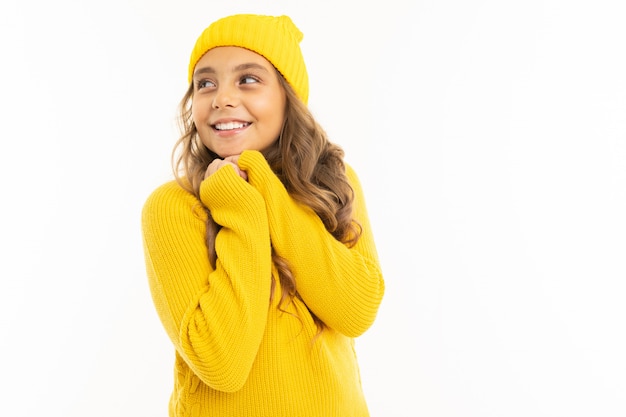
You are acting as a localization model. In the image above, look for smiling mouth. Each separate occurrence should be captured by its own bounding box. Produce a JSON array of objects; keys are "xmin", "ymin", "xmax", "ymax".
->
[{"xmin": 213, "ymin": 121, "xmax": 250, "ymax": 131}]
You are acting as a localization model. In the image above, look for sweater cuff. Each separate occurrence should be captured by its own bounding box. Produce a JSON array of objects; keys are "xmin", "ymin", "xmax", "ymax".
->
[
  {"xmin": 199, "ymin": 164, "xmax": 263, "ymax": 212},
  {"xmin": 237, "ymin": 150, "xmax": 286, "ymax": 193}
]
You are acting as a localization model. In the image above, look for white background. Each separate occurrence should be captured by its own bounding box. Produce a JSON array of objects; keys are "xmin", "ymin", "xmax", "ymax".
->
[{"xmin": 1, "ymin": 1, "xmax": 625, "ymax": 416}]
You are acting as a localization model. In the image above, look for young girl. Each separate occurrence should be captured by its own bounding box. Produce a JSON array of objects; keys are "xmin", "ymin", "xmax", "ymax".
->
[{"xmin": 141, "ymin": 13, "xmax": 385, "ymax": 416}]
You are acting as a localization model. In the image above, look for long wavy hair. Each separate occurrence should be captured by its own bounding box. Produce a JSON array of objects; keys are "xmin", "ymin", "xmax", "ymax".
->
[{"xmin": 171, "ymin": 71, "xmax": 361, "ymax": 331}]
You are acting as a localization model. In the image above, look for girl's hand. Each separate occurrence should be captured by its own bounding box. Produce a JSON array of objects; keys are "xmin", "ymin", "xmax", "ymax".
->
[{"xmin": 204, "ymin": 155, "xmax": 248, "ymax": 181}]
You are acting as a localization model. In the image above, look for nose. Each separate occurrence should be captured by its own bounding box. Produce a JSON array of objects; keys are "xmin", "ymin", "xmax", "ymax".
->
[{"xmin": 212, "ymin": 85, "xmax": 239, "ymax": 109}]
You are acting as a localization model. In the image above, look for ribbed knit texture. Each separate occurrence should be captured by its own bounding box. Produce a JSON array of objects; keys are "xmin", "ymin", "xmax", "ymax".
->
[
  {"xmin": 141, "ymin": 151, "xmax": 384, "ymax": 416},
  {"xmin": 188, "ymin": 14, "xmax": 309, "ymax": 104}
]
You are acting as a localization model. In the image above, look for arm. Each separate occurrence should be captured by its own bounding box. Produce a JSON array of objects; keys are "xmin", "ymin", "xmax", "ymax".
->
[
  {"xmin": 141, "ymin": 165, "xmax": 272, "ymax": 392},
  {"xmin": 237, "ymin": 150, "xmax": 384, "ymax": 337}
]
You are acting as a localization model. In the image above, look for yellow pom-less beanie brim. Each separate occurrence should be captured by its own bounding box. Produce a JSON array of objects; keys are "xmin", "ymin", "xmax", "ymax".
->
[{"xmin": 188, "ymin": 14, "xmax": 309, "ymax": 105}]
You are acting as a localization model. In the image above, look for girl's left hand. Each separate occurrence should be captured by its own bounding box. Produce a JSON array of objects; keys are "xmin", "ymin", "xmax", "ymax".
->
[{"xmin": 204, "ymin": 155, "xmax": 248, "ymax": 181}]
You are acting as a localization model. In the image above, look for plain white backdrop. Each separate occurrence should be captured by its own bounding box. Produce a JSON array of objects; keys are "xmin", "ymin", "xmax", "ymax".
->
[{"xmin": 1, "ymin": 0, "xmax": 625, "ymax": 416}]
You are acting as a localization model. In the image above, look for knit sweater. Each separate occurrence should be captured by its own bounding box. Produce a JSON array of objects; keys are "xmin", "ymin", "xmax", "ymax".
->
[{"xmin": 141, "ymin": 150, "xmax": 384, "ymax": 417}]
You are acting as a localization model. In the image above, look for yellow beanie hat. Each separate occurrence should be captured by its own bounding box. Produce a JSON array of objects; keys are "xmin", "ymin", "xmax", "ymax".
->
[{"xmin": 188, "ymin": 14, "xmax": 309, "ymax": 104}]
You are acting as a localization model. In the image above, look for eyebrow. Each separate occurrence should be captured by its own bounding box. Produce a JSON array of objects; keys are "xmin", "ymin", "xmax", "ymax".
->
[{"xmin": 193, "ymin": 62, "xmax": 269, "ymax": 79}]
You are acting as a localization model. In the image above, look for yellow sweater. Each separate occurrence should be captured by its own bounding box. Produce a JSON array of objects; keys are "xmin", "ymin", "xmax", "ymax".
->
[{"xmin": 141, "ymin": 150, "xmax": 384, "ymax": 417}]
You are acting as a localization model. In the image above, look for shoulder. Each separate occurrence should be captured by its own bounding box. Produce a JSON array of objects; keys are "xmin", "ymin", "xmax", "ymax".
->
[
  {"xmin": 144, "ymin": 179, "xmax": 190, "ymax": 207},
  {"xmin": 142, "ymin": 179, "xmax": 206, "ymax": 223},
  {"xmin": 344, "ymin": 162, "xmax": 357, "ymax": 179},
  {"xmin": 344, "ymin": 162, "xmax": 363, "ymax": 191}
]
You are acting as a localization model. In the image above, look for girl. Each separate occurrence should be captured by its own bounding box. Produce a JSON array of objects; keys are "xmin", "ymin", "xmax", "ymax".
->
[{"xmin": 141, "ymin": 13, "xmax": 385, "ymax": 417}]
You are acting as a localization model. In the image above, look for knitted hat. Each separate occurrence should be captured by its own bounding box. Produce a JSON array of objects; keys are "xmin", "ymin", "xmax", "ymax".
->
[{"xmin": 188, "ymin": 14, "xmax": 309, "ymax": 104}]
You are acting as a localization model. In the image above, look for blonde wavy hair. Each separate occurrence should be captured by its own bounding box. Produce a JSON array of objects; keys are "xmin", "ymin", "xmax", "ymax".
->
[{"xmin": 172, "ymin": 72, "xmax": 361, "ymax": 330}]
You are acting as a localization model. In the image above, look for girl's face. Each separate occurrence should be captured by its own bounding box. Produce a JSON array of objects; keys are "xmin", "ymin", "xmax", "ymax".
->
[{"xmin": 191, "ymin": 46, "xmax": 287, "ymax": 158}]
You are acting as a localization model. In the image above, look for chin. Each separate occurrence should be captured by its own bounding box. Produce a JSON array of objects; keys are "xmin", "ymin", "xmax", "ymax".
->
[{"xmin": 215, "ymin": 148, "xmax": 247, "ymax": 158}]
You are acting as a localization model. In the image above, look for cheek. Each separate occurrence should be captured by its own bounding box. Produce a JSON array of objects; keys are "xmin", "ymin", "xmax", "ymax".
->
[
  {"xmin": 190, "ymin": 99, "xmax": 208, "ymax": 124},
  {"xmin": 190, "ymin": 102, "xmax": 199, "ymax": 123},
  {"xmin": 261, "ymin": 97, "xmax": 286, "ymax": 127}
]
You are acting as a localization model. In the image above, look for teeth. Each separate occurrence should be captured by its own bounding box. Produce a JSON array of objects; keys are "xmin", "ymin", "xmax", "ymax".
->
[{"xmin": 214, "ymin": 122, "xmax": 247, "ymax": 130}]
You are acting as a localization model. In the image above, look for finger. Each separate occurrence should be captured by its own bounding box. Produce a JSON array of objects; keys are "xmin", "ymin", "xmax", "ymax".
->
[
  {"xmin": 224, "ymin": 155, "xmax": 240, "ymax": 164},
  {"xmin": 236, "ymin": 168, "xmax": 248, "ymax": 181},
  {"xmin": 204, "ymin": 159, "xmax": 224, "ymax": 179},
  {"xmin": 224, "ymin": 155, "xmax": 247, "ymax": 181},
  {"xmin": 204, "ymin": 159, "xmax": 248, "ymax": 181}
]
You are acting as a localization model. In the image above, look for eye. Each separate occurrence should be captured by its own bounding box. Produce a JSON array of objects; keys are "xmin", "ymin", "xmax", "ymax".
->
[
  {"xmin": 196, "ymin": 79, "xmax": 216, "ymax": 89},
  {"xmin": 239, "ymin": 75, "xmax": 259, "ymax": 85}
]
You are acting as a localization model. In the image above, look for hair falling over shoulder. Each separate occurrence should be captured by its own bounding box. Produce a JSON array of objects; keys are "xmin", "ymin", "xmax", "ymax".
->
[{"xmin": 171, "ymin": 74, "xmax": 362, "ymax": 331}]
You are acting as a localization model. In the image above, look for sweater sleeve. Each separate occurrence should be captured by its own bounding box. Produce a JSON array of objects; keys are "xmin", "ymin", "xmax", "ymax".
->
[
  {"xmin": 237, "ymin": 150, "xmax": 385, "ymax": 337},
  {"xmin": 141, "ymin": 165, "xmax": 272, "ymax": 392}
]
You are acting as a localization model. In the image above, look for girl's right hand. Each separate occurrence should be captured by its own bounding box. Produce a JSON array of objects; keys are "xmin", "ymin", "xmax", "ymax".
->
[{"xmin": 204, "ymin": 155, "xmax": 248, "ymax": 181}]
